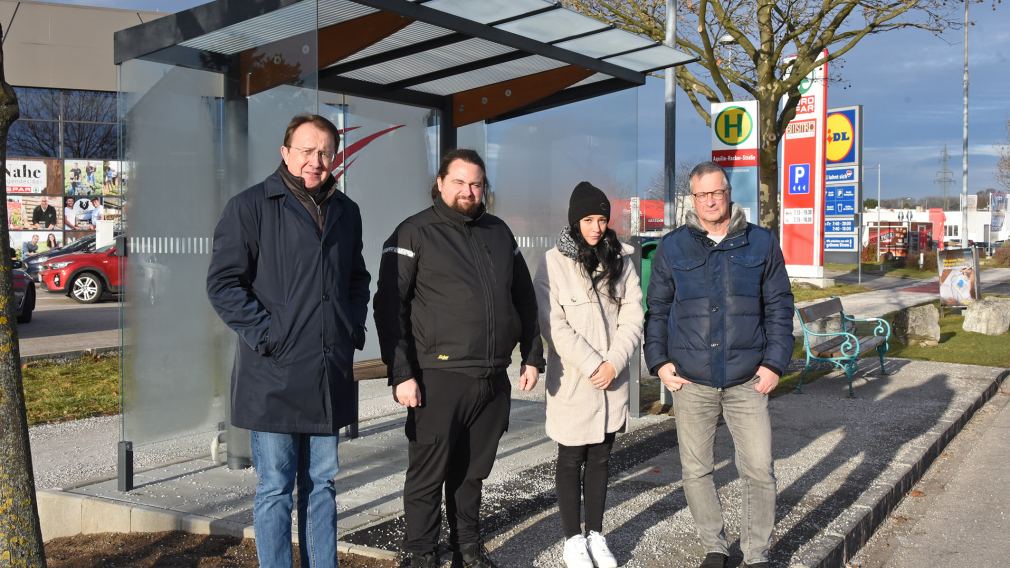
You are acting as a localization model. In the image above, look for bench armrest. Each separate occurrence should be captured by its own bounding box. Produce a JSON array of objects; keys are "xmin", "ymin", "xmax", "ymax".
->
[
  {"xmin": 842, "ymin": 314, "xmax": 891, "ymax": 338},
  {"xmin": 800, "ymin": 329, "xmax": 862, "ymax": 358}
]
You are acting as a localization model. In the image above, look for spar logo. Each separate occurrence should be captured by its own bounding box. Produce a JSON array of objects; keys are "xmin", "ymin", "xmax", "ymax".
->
[
  {"xmin": 825, "ymin": 111, "xmax": 856, "ymax": 164},
  {"xmin": 713, "ymin": 106, "xmax": 753, "ymax": 146}
]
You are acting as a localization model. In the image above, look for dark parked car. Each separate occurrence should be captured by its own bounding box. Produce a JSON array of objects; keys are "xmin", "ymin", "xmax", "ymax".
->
[
  {"xmin": 10, "ymin": 260, "xmax": 36, "ymax": 323},
  {"xmin": 23, "ymin": 235, "xmax": 97, "ymax": 282}
]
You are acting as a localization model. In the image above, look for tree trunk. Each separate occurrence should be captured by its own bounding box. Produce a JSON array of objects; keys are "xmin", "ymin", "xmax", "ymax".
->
[
  {"xmin": 0, "ymin": 23, "xmax": 47, "ymax": 568},
  {"xmin": 757, "ymin": 96, "xmax": 781, "ymax": 234}
]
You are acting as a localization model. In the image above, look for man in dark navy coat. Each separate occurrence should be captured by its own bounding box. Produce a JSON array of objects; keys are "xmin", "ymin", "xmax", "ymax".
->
[
  {"xmin": 645, "ymin": 161, "xmax": 793, "ymax": 568},
  {"xmin": 207, "ymin": 114, "xmax": 370, "ymax": 568}
]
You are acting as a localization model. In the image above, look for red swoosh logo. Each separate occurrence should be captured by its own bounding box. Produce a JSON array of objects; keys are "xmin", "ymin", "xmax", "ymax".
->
[{"xmin": 331, "ymin": 124, "xmax": 405, "ymax": 172}]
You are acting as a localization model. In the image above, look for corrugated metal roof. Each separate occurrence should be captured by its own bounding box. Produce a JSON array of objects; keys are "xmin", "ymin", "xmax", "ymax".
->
[
  {"xmin": 181, "ymin": 0, "xmax": 378, "ymax": 54},
  {"xmin": 344, "ymin": 37, "xmax": 513, "ymax": 84},
  {"xmin": 119, "ymin": 0, "xmax": 694, "ymax": 119},
  {"xmin": 412, "ymin": 55, "xmax": 566, "ymax": 96}
]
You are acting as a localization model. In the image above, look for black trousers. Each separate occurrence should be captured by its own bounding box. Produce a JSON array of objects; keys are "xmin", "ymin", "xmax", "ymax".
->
[
  {"xmin": 402, "ymin": 369, "xmax": 511, "ymax": 555},
  {"xmin": 556, "ymin": 432, "xmax": 616, "ymax": 538}
]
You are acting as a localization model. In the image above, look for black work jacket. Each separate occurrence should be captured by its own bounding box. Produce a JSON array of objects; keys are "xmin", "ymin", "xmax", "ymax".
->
[
  {"xmin": 373, "ymin": 198, "xmax": 544, "ymax": 386},
  {"xmin": 206, "ymin": 170, "xmax": 371, "ymax": 434}
]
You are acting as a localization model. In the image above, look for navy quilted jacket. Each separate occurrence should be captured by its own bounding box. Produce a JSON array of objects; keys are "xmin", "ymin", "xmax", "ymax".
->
[{"xmin": 644, "ymin": 217, "xmax": 794, "ymax": 388}]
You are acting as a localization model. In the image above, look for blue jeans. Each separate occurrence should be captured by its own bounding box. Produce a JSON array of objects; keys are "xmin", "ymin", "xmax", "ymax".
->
[
  {"xmin": 251, "ymin": 431, "xmax": 340, "ymax": 568},
  {"xmin": 673, "ymin": 377, "xmax": 776, "ymax": 565}
]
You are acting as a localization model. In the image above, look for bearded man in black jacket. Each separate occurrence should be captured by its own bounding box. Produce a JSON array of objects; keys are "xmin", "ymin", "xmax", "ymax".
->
[{"xmin": 374, "ymin": 149, "xmax": 544, "ymax": 568}]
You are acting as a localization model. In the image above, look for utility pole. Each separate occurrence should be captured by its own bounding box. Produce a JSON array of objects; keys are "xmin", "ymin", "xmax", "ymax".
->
[
  {"xmin": 936, "ymin": 146, "xmax": 954, "ymax": 211},
  {"xmin": 961, "ymin": 0, "xmax": 970, "ymax": 247},
  {"xmin": 664, "ymin": 0, "xmax": 677, "ymax": 231},
  {"xmin": 660, "ymin": 0, "xmax": 676, "ymax": 406}
]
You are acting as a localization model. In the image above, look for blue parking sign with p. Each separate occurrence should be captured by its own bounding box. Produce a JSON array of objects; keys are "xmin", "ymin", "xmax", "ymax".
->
[{"xmin": 789, "ymin": 164, "xmax": 810, "ymax": 194}]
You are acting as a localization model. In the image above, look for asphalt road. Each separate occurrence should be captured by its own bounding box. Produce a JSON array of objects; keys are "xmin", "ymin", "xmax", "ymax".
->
[
  {"xmin": 851, "ymin": 386, "xmax": 1010, "ymax": 568},
  {"xmin": 17, "ymin": 290, "xmax": 119, "ymax": 358}
]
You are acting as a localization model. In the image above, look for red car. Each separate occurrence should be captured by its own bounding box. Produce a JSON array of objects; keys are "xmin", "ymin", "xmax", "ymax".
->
[{"xmin": 40, "ymin": 244, "xmax": 123, "ymax": 304}]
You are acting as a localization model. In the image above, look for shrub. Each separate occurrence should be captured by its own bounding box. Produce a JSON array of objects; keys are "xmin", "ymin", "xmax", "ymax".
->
[
  {"xmin": 920, "ymin": 250, "xmax": 938, "ymax": 272},
  {"xmin": 993, "ymin": 243, "xmax": 1010, "ymax": 267},
  {"xmin": 861, "ymin": 242, "xmax": 877, "ymax": 263}
]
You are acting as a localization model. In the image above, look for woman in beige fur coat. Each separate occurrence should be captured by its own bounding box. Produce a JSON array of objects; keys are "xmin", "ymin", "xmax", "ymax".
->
[{"xmin": 534, "ymin": 182, "xmax": 644, "ymax": 568}]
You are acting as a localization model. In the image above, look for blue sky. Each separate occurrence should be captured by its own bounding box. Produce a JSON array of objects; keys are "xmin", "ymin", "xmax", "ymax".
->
[
  {"xmin": 644, "ymin": 4, "xmax": 1010, "ymax": 201},
  {"xmin": 58, "ymin": 0, "xmax": 1010, "ymax": 200}
]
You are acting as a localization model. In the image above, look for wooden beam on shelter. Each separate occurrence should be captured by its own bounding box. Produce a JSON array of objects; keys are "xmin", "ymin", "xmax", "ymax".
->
[
  {"xmin": 451, "ymin": 65, "xmax": 595, "ymax": 127},
  {"xmin": 239, "ymin": 11, "xmax": 413, "ymax": 97}
]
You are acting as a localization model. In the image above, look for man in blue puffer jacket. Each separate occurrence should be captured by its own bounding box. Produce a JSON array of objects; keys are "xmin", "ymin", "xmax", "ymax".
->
[{"xmin": 645, "ymin": 161, "xmax": 794, "ymax": 568}]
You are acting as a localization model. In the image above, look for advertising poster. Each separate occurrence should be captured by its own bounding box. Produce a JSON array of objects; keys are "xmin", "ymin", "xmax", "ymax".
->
[
  {"xmin": 64, "ymin": 196, "xmax": 107, "ymax": 231},
  {"xmin": 938, "ymin": 248, "xmax": 980, "ymax": 306},
  {"xmin": 991, "ymin": 191, "xmax": 1006, "ymax": 234},
  {"xmin": 6, "ymin": 158, "xmax": 62, "ymax": 196},
  {"xmin": 780, "ymin": 51, "xmax": 828, "ymax": 277},
  {"xmin": 11, "ymin": 231, "xmax": 63, "ymax": 260},
  {"xmin": 65, "ymin": 159, "xmax": 126, "ymax": 196},
  {"xmin": 7, "ymin": 195, "xmax": 62, "ymax": 230}
]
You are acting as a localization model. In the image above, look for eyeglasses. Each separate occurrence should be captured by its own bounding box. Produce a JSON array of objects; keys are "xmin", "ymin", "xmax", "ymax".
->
[
  {"xmin": 691, "ymin": 188, "xmax": 729, "ymax": 201},
  {"xmin": 449, "ymin": 178, "xmax": 486, "ymax": 191},
  {"xmin": 287, "ymin": 146, "xmax": 337, "ymax": 164}
]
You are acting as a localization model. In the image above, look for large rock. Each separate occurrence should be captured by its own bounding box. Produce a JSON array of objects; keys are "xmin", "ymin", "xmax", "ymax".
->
[
  {"xmin": 894, "ymin": 304, "xmax": 941, "ymax": 345},
  {"xmin": 962, "ymin": 298, "xmax": 1010, "ymax": 336}
]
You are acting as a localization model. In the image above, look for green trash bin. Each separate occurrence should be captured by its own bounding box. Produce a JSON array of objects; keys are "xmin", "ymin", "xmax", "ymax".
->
[{"xmin": 640, "ymin": 239, "xmax": 659, "ymax": 310}]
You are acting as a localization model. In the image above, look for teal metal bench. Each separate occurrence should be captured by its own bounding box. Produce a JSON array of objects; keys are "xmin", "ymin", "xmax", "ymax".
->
[{"xmin": 795, "ymin": 297, "xmax": 891, "ymax": 397}]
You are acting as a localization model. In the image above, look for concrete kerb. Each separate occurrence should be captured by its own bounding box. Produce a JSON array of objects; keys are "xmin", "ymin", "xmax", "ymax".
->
[
  {"xmin": 20, "ymin": 346, "xmax": 119, "ymax": 365},
  {"xmin": 35, "ymin": 488, "xmax": 398, "ymax": 561},
  {"xmin": 788, "ymin": 368, "xmax": 1010, "ymax": 568}
]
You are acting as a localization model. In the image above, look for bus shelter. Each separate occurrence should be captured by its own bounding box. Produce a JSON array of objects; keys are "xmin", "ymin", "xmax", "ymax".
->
[{"xmin": 113, "ymin": 0, "xmax": 691, "ymax": 490}]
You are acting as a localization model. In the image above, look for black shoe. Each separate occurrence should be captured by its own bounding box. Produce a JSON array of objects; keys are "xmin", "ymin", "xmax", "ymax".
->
[
  {"xmin": 406, "ymin": 552, "xmax": 439, "ymax": 568},
  {"xmin": 699, "ymin": 552, "xmax": 728, "ymax": 568},
  {"xmin": 744, "ymin": 563, "xmax": 769, "ymax": 568},
  {"xmin": 457, "ymin": 542, "xmax": 496, "ymax": 568}
]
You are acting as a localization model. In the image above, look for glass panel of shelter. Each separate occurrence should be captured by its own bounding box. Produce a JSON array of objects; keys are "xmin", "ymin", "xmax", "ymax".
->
[{"xmin": 118, "ymin": 4, "xmax": 321, "ymax": 469}]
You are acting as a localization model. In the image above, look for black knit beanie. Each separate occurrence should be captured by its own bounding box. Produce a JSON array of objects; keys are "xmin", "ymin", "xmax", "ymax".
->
[{"xmin": 567, "ymin": 181, "xmax": 611, "ymax": 226}]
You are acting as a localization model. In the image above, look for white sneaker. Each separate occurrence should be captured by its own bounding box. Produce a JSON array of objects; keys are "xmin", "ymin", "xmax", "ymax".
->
[
  {"xmin": 586, "ymin": 531, "xmax": 618, "ymax": 568},
  {"xmin": 563, "ymin": 534, "xmax": 594, "ymax": 568}
]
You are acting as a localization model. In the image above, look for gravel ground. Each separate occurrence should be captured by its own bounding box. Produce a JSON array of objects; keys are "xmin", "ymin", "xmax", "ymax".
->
[
  {"xmin": 30, "ymin": 415, "xmax": 211, "ymax": 490},
  {"xmin": 27, "ymin": 377, "xmax": 415, "ymax": 491}
]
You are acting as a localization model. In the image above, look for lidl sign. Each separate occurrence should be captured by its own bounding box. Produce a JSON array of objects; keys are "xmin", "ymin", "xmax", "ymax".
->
[{"xmin": 826, "ymin": 107, "xmax": 859, "ymax": 166}]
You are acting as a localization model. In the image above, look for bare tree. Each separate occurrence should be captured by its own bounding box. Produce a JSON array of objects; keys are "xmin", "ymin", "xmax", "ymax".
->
[
  {"xmin": 0, "ymin": 24, "xmax": 48, "ymax": 567},
  {"xmin": 7, "ymin": 87, "xmax": 116, "ymax": 159},
  {"xmin": 997, "ymin": 120, "xmax": 1010, "ymax": 192},
  {"xmin": 564, "ymin": 0, "xmax": 972, "ymax": 231},
  {"xmin": 976, "ymin": 189, "xmax": 992, "ymax": 210}
]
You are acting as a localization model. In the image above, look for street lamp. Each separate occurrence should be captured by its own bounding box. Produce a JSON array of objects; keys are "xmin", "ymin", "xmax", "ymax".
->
[{"xmin": 862, "ymin": 163, "xmax": 882, "ymax": 263}]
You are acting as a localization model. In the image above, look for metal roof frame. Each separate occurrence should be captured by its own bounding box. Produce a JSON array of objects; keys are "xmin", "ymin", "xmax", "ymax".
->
[{"xmin": 114, "ymin": 0, "xmax": 694, "ymax": 128}]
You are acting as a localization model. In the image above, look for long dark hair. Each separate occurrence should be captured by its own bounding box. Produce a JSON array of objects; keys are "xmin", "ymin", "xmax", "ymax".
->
[{"xmin": 569, "ymin": 224, "xmax": 623, "ymax": 300}]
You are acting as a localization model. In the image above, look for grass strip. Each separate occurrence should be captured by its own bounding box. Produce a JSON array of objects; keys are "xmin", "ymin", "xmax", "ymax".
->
[
  {"xmin": 23, "ymin": 355, "xmax": 120, "ymax": 426},
  {"xmin": 887, "ymin": 311, "xmax": 1010, "ymax": 368},
  {"xmin": 792, "ymin": 283, "xmax": 870, "ymax": 303}
]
